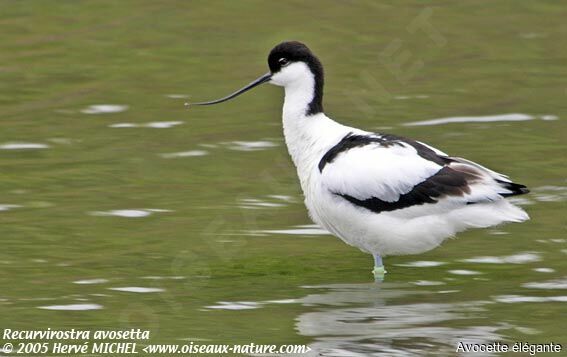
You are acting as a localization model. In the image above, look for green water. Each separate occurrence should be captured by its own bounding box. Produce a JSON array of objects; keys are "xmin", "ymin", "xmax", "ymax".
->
[{"xmin": 1, "ymin": 1, "xmax": 566, "ymax": 356}]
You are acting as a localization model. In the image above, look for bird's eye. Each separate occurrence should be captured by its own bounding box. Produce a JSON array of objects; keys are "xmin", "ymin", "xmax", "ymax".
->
[{"xmin": 278, "ymin": 58, "xmax": 289, "ymax": 66}]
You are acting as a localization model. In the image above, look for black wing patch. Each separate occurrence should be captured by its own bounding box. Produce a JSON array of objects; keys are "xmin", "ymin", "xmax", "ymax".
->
[
  {"xmin": 321, "ymin": 132, "xmax": 529, "ymax": 213},
  {"xmin": 318, "ymin": 132, "xmax": 450, "ymax": 173},
  {"xmin": 336, "ymin": 167, "xmax": 477, "ymax": 213},
  {"xmin": 497, "ymin": 180, "xmax": 530, "ymax": 196}
]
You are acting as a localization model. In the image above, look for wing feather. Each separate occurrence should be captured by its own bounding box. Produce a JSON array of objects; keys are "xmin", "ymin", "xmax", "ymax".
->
[{"xmin": 319, "ymin": 133, "xmax": 528, "ymax": 215}]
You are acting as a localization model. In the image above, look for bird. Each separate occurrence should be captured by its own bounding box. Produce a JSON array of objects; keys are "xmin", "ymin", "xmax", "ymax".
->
[{"xmin": 189, "ymin": 41, "xmax": 530, "ymax": 278}]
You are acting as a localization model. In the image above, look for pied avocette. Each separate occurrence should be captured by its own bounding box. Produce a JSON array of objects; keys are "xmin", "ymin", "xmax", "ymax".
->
[{"xmin": 189, "ymin": 41, "xmax": 529, "ymax": 278}]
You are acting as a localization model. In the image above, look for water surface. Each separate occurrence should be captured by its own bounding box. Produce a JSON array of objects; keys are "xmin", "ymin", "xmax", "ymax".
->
[{"xmin": 1, "ymin": 1, "xmax": 565, "ymax": 355}]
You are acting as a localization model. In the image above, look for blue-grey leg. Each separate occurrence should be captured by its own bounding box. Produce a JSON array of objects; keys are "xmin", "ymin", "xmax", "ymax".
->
[{"xmin": 372, "ymin": 254, "xmax": 386, "ymax": 280}]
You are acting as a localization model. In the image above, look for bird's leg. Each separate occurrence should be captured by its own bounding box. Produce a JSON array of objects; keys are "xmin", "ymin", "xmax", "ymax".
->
[{"xmin": 372, "ymin": 254, "xmax": 387, "ymax": 280}]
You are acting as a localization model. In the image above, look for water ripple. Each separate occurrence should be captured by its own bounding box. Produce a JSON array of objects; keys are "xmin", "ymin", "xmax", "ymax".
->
[
  {"xmin": 494, "ymin": 295, "xmax": 567, "ymax": 303},
  {"xmin": 238, "ymin": 198, "xmax": 287, "ymax": 209},
  {"xmin": 532, "ymin": 186, "xmax": 567, "ymax": 203},
  {"xmin": 394, "ymin": 94, "xmax": 429, "ymax": 100},
  {"xmin": 161, "ymin": 150, "xmax": 208, "ymax": 158},
  {"xmin": 255, "ymin": 224, "xmax": 329, "ymax": 236},
  {"xmin": 0, "ymin": 204, "xmax": 21, "ymax": 212},
  {"xmin": 165, "ymin": 94, "xmax": 189, "ymax": 99},
  {"xmin": 460, "ymin": 252, "xmax": 541, "ymax": 264},
  {"xmin": 395, "ymin": 261, "xmax": 447, "ymax": 268},
  {"xmin": 448, "ymin": 269, "xmax": 483, "ymax": 276},
  {"xmin": 89, "ymin": 209, "xmax": 172, "ymax": 218},
  {"xmin": 81, "ymin": 104, "xmax": 128, "ymax": 114},
  {"xmin": 38, "ymin": 303, "xmax": 103, "ymax": 311},
  {"xmin": 141, "ymin": 276, "xmax": 186, "ymax": 280},
  {"xmin": 0, "ymin": 142, "xmax": 49, "ymax": 150},
  {"xmin": 226, "ymin": 140, "xmax": 278, "ymax": 151},
  {"xmin": 404, "ymin": 113, "xmax": 556, "ymax": 126},
  {"xmin": 412, "ymin": 280, "xmax": 446, "ymax": 286},
  {"xmin": 73, "ymin": 279, "xmax": 109, "ymax": 285},
  {"xmin": 294, "ymin": 284, "xmax": 505, "ymax": 356},
  {"xmin": 108, "ymin": 287, "xmax": 165, "ymax": 293},
  {"xmin": 523, "ymin": 278, "xmax": 567, "ymax": 290},
  {"xmin": 110, "ymin": 121, "xmax": 183, "ymax": 129},
  {"xmin": 205, "ymin": 301, "xmax": 261, "ymax": 310}
]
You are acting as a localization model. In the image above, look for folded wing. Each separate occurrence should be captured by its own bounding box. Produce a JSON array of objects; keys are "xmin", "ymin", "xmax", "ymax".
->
[{"xmin": 319, "ymin": 133, "xmax": 528, "ymax": 217}]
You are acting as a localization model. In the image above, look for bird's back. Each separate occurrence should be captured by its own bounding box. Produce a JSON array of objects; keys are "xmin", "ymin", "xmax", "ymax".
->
[{"xmin": 296, "ymin": 125, "xmax": 529, "ymax": 256}]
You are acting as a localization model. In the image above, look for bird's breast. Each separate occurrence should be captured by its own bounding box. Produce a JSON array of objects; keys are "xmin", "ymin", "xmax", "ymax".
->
[{"xmin": 280, "ymin": 114, "xmax": 356, "ymax": 231}]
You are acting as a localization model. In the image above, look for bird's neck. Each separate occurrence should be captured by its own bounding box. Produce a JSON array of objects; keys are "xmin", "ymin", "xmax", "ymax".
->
[
  {"xmin": 281, "ymin": 69, "xmax": 323, "ymax": 120},
  {"xmin": 281, "ymin": 83, "xmax": 348, "ymax": 184}
]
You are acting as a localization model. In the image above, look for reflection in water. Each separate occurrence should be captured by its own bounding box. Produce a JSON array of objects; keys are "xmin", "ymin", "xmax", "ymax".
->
[
  {"xmin": 203, "ymin": 283, "xmax": 517, "ymax": 355},
  {"xmin": 296, "ymin": 284, "xmax": 506, "ymax": 356}
]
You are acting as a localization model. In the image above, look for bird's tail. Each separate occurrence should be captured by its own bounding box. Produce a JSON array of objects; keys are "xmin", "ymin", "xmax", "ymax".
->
[{"xmin": 497, "ymin": 180, "xmax": 530, "ymax": 197}]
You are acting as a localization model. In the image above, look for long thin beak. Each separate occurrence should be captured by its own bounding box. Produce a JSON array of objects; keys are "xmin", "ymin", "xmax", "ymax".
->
[{"xmin": 188, "ymin": 72, "xmax": 272, "ymax": 106}]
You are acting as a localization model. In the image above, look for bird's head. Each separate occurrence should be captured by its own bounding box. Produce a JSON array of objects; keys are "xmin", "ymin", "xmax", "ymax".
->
[
  {"xmin": 267, "ymin": 41, "xmax": 324, "ymax": 88},
  {"xmin": 188, "ymin": 41, "xmax": 323, "ymax": 111}
]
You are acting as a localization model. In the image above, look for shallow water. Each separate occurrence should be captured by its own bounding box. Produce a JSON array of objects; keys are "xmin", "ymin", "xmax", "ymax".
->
[{"xmin": 1, "ymin": 1, "xmax": 565, "ymax": 355}]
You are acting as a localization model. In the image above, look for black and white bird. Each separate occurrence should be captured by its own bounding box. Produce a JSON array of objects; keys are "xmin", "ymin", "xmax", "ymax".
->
[{"xmin": 190, "ymin": 41, "xmax": 529, "ymax": 278}]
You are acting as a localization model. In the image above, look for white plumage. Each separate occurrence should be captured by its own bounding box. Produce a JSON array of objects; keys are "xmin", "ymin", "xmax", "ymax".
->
[
  {"xmin": 192, "ymin": 41, "xmax": 530, "ymax": 276},
  {"xmin": 321, "ymin": 141, "xmax": 441, "ymax": 203},
  {"xmin": 282, "ymin": 112, "xmax": 528, "ymax": 258}
]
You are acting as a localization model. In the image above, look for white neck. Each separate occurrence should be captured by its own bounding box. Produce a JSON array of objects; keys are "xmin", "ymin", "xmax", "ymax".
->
[
  {"xmin": 271, "ymin": 62, "xmax": 354, "ymax": 191},
  {"xmin": 282, "ymin": 74, "xmax": 315, "ymax": 120},
  {"xmin": 280, "ymin": 85, "xmax": 350, "ymax": 192}
]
